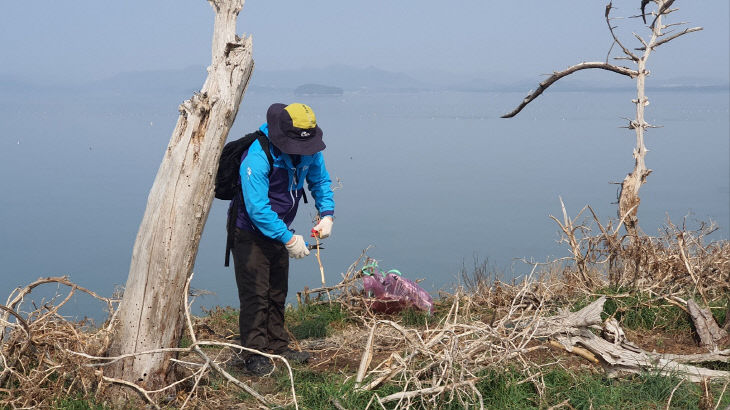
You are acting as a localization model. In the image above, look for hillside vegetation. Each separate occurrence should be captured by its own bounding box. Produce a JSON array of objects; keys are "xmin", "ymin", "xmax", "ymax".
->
[{"xmin": 1, "ymin": 213, "xmax": 728, "ymax": 409}]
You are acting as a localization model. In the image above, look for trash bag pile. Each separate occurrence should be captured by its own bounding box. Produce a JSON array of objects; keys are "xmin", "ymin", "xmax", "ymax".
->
[{"xmin": 361, "ymin": 261, "xmax": 434, "ymax": 314}]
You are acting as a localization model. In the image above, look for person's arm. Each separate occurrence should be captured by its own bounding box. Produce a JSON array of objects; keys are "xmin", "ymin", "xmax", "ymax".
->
[
  {"xmin": 240, "ymin": 141, "xmax": 293, "ymax": 244},
  {"xmin": 305, "ymin": 152, "xmax": 335, "ymax": 218}
]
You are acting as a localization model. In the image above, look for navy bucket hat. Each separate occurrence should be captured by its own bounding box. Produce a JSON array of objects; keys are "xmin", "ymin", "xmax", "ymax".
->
[{"xmin": 266, "ymin": 103, "xmax": 325, "ymax": 155}]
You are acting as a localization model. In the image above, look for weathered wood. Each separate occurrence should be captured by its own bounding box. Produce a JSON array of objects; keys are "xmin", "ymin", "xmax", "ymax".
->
[
  {"xmin": 542, "ymin": 297, "xmax": 730, "ymax": 382},
  {"xmin": 566, "ymin": 327, "xmax": 729, "ymax": 382},
  {"xmin": 107, "ymin": 0, "xmax": 253, "ymax": 389},
  {"xmin": 687, "ymin": 299, "xmax": 729, "ymax": 350},
  {"xmin": 657, "ymin": 349, "xmax": 730, "ymax": 364},
  {"xmin": 549, "ymin": 340, "xmax": 599, "ymax": 364},
  {"xmin": 355, "ymin": 324, "xmax": 377, "ymax": 387},
  {"xmin": 534, "ymin": 296, "xmax": 606, "ymax": 337},
  {"xmin": 616, "ymin": 5, "xmax": 664, "ymax": 237}
]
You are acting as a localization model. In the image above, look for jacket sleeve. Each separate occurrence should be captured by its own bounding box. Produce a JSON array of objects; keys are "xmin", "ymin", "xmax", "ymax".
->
[
  {"xmin": 305, "ymin": 152, "xmax": 335, "ymax": 218},
  {"xmin": 240, "ymin": 142, "xmax": 293, "ymax": 244}
]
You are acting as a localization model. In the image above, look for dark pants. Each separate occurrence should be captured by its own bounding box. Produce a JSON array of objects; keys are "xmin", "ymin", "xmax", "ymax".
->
[{"xmin": 232, "ymin": 228, "xmax": 289, "ymax": 356}]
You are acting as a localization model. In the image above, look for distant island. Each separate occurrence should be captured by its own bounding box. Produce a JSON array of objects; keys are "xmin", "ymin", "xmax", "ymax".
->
[
  {"xmin": 294, "ymin": 83, "xmax": 343, "ymax": 96},
  {"xmin": 2, "ymin": 65, "xmax": 726, "ymax": 96}
]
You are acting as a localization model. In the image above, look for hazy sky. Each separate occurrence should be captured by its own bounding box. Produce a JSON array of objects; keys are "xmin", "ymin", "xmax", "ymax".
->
[{"xmin": 1, "ymin": 1, "xmax": 728, "ymax": 84}]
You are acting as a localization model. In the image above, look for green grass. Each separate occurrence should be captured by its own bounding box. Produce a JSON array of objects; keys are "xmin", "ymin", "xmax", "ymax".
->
[
  {"xmin": 481, "ymin": 368, "xmax": 730, "ymax": 409},
  {"xmin": 178, "ymin": 334, "xmax": 193, "ymax": 348},
  {"xmin": 570, "ymin": 288, "xmax": 728, "ymax": 333},
  {"xmin": 202, "ymin": 305, "xmax": 240, "ymax": 327},
  {"xmin": 399, "ymin": 307, "xmax": 430, "ymax": 327},
  {"xmin": 603, "ymin": 295, "xmax": 692, "ymax": 332},
  {"xmin": 474, "ymin": 368, "xmax": 537, "ymax": 409},
  {"xmin": 240, "ymin": 366, "xmax": 730, "ymax": 409},
  {"xmin": 286, "ymin": 303, "xmax": 348, "ymax": 340},
  {"xmin": 217, "ymin": 306, "xmax": 240, "ymax": 325},
  {"xmin": 713, "ymin": 302, "xmax": 728, "ymax": 326},
  {"xmin": 275, "ymin": 369, "xmax": 401, "ymax": 409},
  {"xmin": 543, "ymin": 370, "xmax": 662, "ymax": 409}
]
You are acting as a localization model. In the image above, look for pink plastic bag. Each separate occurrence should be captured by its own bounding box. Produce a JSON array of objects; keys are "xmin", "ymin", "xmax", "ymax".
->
[{"xmin": 362, "ymin": 265, "xmax": 434, "ymax": 314}]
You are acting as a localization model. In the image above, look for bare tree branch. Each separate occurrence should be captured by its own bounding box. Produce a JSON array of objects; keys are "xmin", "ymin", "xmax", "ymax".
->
[
  {"xmin": 650, "ymin": 3, "xmax": 678, "ymax": 29},
  {"xmin": 633, "ymin": 32, "xmax": 649, "ymax": 49},
  {"xmin": 502, "ymin": 62, "xmax": 638, "ymax": 118},
  {"xmin": 0, "ymin": 305, "xmax": 30, "ymax": 338},
  {"xmin": 1, "ymin": 276, "xmax": 117, "ymax": 339},
  {"xmin": 605, "ymin": 3, "xmax": 640, "ymax": 62},
  {"xmin": 635, "ymin": 27, "xmax": 703, "ymax": 50},
  {"xmin": 664, "ymin": 21, "xmax": 690, "ymax": 29}
]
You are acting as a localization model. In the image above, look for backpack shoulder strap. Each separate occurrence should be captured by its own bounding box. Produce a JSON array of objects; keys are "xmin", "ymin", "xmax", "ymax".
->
[
  {"xmin": 255, "ymin": 131, "xmax": 274, "ymax": 173},
  {"xmin": 224, "ymin": 131, "xmax": 275, "ymax": 267}
]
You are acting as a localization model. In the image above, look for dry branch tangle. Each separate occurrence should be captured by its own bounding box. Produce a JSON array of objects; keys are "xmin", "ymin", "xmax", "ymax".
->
[
  {"xmin": 107, "ymin": 0, "xmax": 254, "ymax": 389},
  {"xmin": 0, "ymin": 273, "xmax": 300, "ymax": 408},
  {"xmin": 355, "ymin": 295, "xmax": 729, "ymax": 407}
]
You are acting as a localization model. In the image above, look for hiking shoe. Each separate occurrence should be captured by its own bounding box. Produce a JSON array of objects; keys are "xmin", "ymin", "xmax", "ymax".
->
[
  {"xmin": 277, "ymin": 348, "xmax": 311, "ymax": 364},
  {"xmin": 229, "ymin": 354, "xmax": 247, "ymax": 369},
  {"xmin": 244, "ymin": 355, "xmax": 274, "ymax": 376}
]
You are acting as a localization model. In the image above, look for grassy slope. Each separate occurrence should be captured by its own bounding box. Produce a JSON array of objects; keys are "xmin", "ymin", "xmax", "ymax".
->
[
  {"xmin": 197, "ymin": 297, "xmax": 728, "ymax": 409},
  {"xmin": 35, "ymin": 293, "xmax": 730, "ymax": 409}
]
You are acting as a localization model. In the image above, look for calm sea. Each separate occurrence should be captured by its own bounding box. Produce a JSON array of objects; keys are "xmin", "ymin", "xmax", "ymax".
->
[{"xmin": 1, "ymin": 86, "xmax": 728, "ymax": 320}]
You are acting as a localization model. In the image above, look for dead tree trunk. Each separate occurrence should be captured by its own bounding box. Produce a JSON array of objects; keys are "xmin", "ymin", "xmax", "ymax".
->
[
  {"xmin": 107, "ymin": 0, "xmax": 253, "ymax": 389},
  {"xmin": 503, "ymin": 1, "xmax": 701, "ymax": 237},
  {"xmin": 617, "ymin": 8, "xmax": 665, "ymax": 237}
]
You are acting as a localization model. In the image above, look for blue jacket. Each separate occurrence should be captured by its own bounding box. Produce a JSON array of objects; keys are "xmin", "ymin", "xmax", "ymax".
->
[{"xmin": 235, "ymin": 124, "xmax": 335, "ymax": 243}]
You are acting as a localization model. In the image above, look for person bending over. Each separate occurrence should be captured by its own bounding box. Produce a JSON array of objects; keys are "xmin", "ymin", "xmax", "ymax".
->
[{"xmin": 231, "ymin": 103, "xmax": 335, "ymax": 376}]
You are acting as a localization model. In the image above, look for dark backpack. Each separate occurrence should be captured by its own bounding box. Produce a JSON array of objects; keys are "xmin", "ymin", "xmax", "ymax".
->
[
  {"xmin": 215, "ymin": 130, "xmax": 273, "ymax": 200},
  {"xmin": 215, "ymin": 130, "xmax": 273, "ymax": 266}
]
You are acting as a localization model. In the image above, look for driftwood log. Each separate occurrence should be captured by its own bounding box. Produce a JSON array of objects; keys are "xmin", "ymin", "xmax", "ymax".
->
[
  {"xmin": 687, "ymin": 299, "xmax": 729, "ymax": 350},
  {"xmin": 107, "ymin": 0, "xmax": 254, "ymax": 389},
  {"xmin": 542, "ymin": 297, "xmax": 729, "ymax": 382}
]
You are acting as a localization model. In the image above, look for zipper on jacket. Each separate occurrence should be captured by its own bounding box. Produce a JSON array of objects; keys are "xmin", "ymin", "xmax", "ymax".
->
[{"xmin": 287, "ymin": 164, "xmax": 297, "ymax": 215}]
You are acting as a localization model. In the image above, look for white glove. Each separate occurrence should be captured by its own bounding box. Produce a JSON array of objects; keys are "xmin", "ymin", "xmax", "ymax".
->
[
  {"xmin": 312, "ymin": 216, "xmax": 334, "ymax": 239},
  {"xmin": 285, "ymin": 235, "xmax": 310, "ymax": 259}
]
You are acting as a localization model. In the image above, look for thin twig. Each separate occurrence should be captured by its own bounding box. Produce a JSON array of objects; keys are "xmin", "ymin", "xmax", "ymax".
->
[
  {"xmin": 179, "ymin": 360, "xmax": 209, "ymax": 410},
  {"xmin": 378, "ymin": 379, "xmax": 479, "ymax": 403},
  {"xmin": 714, "ymin": 380, "xmax": 729, "ymax": 410},
  {"xmin": 97, "ymin": 371, "xmax": 160, "ymax": 410},
  {"xmin": 314, "ymin": 233, "xmax": 332, "ymax": 303},
  {"xmin": 665, "ymin": 379, "xmax": 684, "ymax": 410},
  {"xmin": 605, "ymin": 3, "xmax": 640, "ymax": 61}
]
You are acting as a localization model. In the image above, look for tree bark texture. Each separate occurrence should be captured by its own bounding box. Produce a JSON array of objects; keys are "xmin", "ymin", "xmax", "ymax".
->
[
  {"xmin": 107, "ymin": 0, "xmax": 253, "ymax": 389},
  {"xmin": 616, "ymin": 4, "xmax": 700, "ymax": 235}
]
